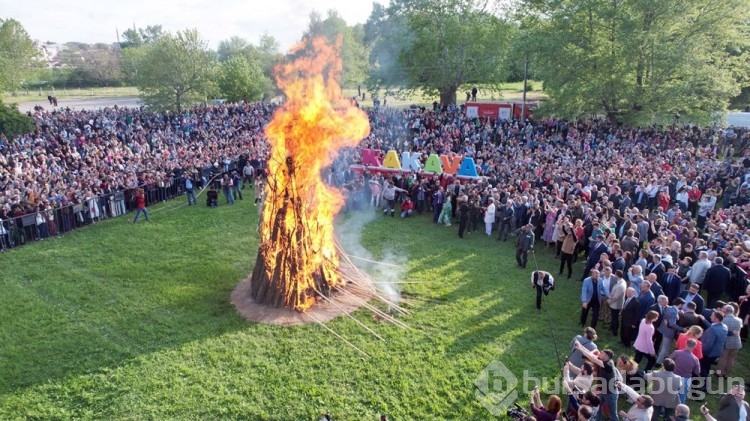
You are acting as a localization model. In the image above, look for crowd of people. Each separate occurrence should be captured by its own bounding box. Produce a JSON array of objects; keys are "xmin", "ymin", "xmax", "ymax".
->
[
  {"xmin": 0, "ymin": 101, "xmax": 276, "ymax": 247},
  {"xmin": 331, "ymin": 105, "xmax": 750, "ymax": 420},
  {"xmin": 2, "ymin": 98, "xmax": 750, "ymax": 418}
]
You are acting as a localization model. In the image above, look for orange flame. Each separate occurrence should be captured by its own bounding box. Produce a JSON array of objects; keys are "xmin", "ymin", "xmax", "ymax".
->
[{"xmin": 257, "ymin": 37, "xmax": 370, "ymax": 311}]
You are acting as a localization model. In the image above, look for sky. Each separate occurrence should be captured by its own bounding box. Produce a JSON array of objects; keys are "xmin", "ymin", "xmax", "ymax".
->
[{"xmin": 3, "ymin": 0, "xmax": 385, "ymax": 51}]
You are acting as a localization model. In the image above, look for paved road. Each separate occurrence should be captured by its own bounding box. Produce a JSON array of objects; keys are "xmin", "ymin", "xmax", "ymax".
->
[
  {"xmin": 17, "ymin": 97, "xmax": 142, "ymax": 113},
  {"xmin": 14, "ymin": 98, "xmax": 750, "ymax": 128},
  {"xmin": 727, "ymin": 112, "xmax": 750, "ymax": 128}
]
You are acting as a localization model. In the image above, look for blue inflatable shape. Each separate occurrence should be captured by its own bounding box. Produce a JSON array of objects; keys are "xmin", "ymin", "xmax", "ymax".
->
[{"xmin": 457, "ymin": 157, "xmax": 478, "ymax": 177}]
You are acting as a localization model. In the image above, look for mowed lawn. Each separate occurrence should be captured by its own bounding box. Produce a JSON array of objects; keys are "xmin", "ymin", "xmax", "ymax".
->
[{"xmin": 0, "ymin": 196, "xmax": 745, "ymax": 420}]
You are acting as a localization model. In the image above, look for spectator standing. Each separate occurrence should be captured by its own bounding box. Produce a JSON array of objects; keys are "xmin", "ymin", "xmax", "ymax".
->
[
  {"xmin": 580, "ymin": 270, "xmax": 601, "ymax": 328},
  {"xmin": 131, "ymin": 188, "xmax": 150, "ymax": 223},
  {"xmin": 698, "ymin": 311, "xmax": 728, "ymax": 380},
  {"xmin": 644, "ymin": 358, "xmax": 681, "ymax": 420},
  {"xmin": 515, "ymin": 224, "xmax": 535, "ymax": 269},
  {"xmin": 221, "ymin": 173, "xmax": 235, "ymax": 205},
  {"xmin": 620, "ymin": 287, "xmax": 640, "ymax": 347},
  {"xmin": 715, "ymin": 305, "xmax": 742, "ymax": 377},
  {"xmin": 483, "ymin": 197, "xmax": 495, "ymax": 235},
  {"xmin": 634, "ymin": 310, "xmax": 659, "ymax": 371},
  {"xmin": 183, "ymin": 173, "xmax": 196, "ymax": 206},
  {"xmin": 704, "ymin": 257, "xmax": 730, "ymax": 308},
  {"xmin": 670, "ymin": 338, "xmax": 701, "ymax": 404}
]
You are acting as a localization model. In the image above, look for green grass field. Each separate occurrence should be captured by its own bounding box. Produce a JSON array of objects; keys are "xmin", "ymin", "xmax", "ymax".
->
[
  {"xmin": 0, "ymin": 195, "xmax": 745, "ymax": 420},
  {"xmin": 345, "ymin": 81, "xmax": 546, "ymax": 109},
  {"xmin": 2, "ymin": 87, "xmax": 140, "ymax": 105}
]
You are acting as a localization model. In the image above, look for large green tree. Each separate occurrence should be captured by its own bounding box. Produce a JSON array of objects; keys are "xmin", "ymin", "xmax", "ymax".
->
[
  {"xmin": 0, "ymin": 18, "xmax": 40, "ymax": 94},
  {"xmin": 366, "ymin": 0, "xmax": 514, "ymax": 105},
  {"xmin": 119, "ymin": 25, "xmax": 164, "ymax": 49},
  {"xmin": 216, "ymin": 33, "xmax": 281, "ymax": 82},
  {"xmin": 0, "ymin": 100, "xmax": 34, "ymax": 137},
  {"xmin": 520, "ymin": 0, "xmax": 750, "ymax": 123},
  {"xmin": 303, "ymin": 10, "xmax": 369, "ymax": 87},
  {"xmin": 132, "ymin": 29, "xmax": 216, "ymax": 112},
  {"xmin": 217, "ymin": 56, "xmax": 272, "ymax": 102}
]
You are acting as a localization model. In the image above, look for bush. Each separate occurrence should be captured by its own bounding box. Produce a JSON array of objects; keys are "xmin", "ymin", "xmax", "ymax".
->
[{"xmin": 0, "ymin": 100, "xmax": 34, "ymax": 138}]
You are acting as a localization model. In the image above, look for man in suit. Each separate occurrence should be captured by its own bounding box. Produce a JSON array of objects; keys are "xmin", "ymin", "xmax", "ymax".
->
[
  {"xmin": 620, "ymin": 287, "xmax": 640, "ymax": 347},
  {"xmin": 716, "ymin": 305, "xmax": 743, "ymax": 377},
  {"xmin": 702, "ymin": 300, "xmax": 727, "ymax": 322},
  {"xmin": 647, "ymin": 254, "xmax": 666, "ymax": 285},
  {"xmin": 648, "ymin": 295, "xmax": 668, "ymax": 366},
  {"xmin": 661, "ymin": 264, "xmax": 682, "ymax": 303},
  {"xmin": 699, "ymin": 384, "xmax": 749, "ymax": 421},
  {"xmin": 647, "ymin": 273, "xmax": 664, "ymax": 299},
  {"xmin": 607, "ymin": 270, "xmax": 627, "ymax": 336},
  {"xmin": 678, "ymin": 301, "xmax": 703, "ymax": 328},
  {"xmin": 699, "ymin": 311, "xmax": 728, "ymax": 379},
  {"xmin": 514, "ymin": 224, "xmax": 535, "ymax": 269},
  {"xmin": 580, "ymin": 270, "xmax": 601, "ymax": 329},
  {"xmin": 704, "ymin": 257, "xmax": 730, "ymax": 308},
  {"xmin": 611, "ymin": 249, "xmax": 626, "ymax": 273},
  {"xmin": 581, "ymin": 235, "xmax": 608, "ymax": 281},
  {"xmin": 496, "ymin": 200, "xmax": 514, "ymax": 241},
  {"xmin": 679, "ymin": 283, "xmax": 705, "ymax": 314},
  {"xmin": 620, "ymin": 229, "xmax": 639, "ymax": 255},
  {"xmin": 656, "ymin": 296, "xmax": 686, "ymax": 366},
  {"xmin": 645, "ymin": 358, "xmax": 682, "ymax": 420},
  {"xmin": 638, "ymin": 281, "xmax": 656, "ymax": 320}
]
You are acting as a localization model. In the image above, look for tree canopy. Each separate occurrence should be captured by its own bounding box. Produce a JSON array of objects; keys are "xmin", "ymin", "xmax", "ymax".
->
[
  {"xmin": 119, "ymin": 25, "xmax": 164, "ymax": 49},
  {"xmin": 0, "ymin": 99, "xmax": 34, "ymax": 137},
  {"xmin": 130, "ymin": 29, "xmax": 216, "ymax": 112},
  {"xmin": 218, "ymin": 56, "xmax": 272, "ymax": 102},
  {"xmin": 365, "ymin": 0, "xmax": 515, "ymax": 105},
  {"xmin": 302, "ymin": 10, "xmax": 369, "ymax": 87},
  {"xmin": 519, "ymin": 0, "xmax": 750, "ymax": 123},
  {"xmin": 0, "ymin": 18, "xmax": 40, "ymax": 94}
]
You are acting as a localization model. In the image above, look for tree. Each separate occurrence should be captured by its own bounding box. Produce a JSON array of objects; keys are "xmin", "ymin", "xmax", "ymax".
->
[
  {"xmin": 132, "ymin": 29, "xmax": 216, "ymax": 112},
  {"xmin": 0, "ymin": 19, "xmax": 40, "ymax": 94},
  {"xmin": 366, "ymin": 0, "xmax": 514, "ymax": 105},
  {"xmin": 216, "ymin": 33, "xmax": 281, "ymax": 83},
  {"xmin": 119, "ymin": 25, "xmax": 164, "ymax": 49},
  {"xmin": 520, "ymin": 0, "xmax": 750, "ymax": 123},
  {"xmin": 0, "ymin": 100, "xmax": 34, "ymax": 137},
  {"xmin": 217, "ymin": 36, "xmax": 250, "ymax": 62},
  {"xmin": 58, "ymin": 43, "xmax": 123, "ymax": 87},
  {"xmin": 303, "ymin": 10, "xmax": 369, "ymax": 87},
  {"xmin": 218, "ymin": 56, "xmax": 272, "ymax": 102}
]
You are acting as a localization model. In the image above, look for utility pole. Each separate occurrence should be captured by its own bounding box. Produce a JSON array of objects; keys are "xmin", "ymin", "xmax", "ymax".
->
[{"xmin": 522, "ymin": 50, "xmax": 529, "ymax": 120}]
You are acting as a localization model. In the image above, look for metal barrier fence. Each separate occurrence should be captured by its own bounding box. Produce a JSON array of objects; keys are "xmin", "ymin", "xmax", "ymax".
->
[{"xmin": 0, "ymin": 160, "xmax": 243, "ymax": 253}]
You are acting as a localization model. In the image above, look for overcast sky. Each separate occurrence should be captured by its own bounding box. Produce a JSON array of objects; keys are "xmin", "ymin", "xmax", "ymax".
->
[{"xmin": 4, "ymin": 0, "xmax": 384, "ymax": 51}]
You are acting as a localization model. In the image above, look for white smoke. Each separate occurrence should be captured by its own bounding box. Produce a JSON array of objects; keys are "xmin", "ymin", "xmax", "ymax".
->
[{"xmin": 335, "ymin": 210, "xmax": 406, "ymax": 310}]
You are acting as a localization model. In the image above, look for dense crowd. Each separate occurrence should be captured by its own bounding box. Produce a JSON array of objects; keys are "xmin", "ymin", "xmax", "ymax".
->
[{"xmin": 2, "ymin": 100, "xmax": 750, "ymax": 417}]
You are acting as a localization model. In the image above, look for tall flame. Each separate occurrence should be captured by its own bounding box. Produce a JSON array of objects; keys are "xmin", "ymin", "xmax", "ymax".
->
[{"xmin": 254, "ymin": 37, "xmax": 370, "ymax": 311}]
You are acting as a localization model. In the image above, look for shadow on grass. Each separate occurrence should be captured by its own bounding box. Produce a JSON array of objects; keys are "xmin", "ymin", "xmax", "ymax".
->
[{"xmin": 0, "ymin": 199, "xmax": 256, "ymax": 394}]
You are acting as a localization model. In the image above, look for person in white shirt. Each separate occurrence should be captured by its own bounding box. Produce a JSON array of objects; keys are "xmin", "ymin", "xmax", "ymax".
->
[
  {"xmin": 616, "ymin": 381, "xmax": 654, "ymax": 421},
  {"xmin": 688, "ymin": 251, "xmax": 712, "ymax": 286},
  {"xmin": 483, "ymin": 198, "xmax": 496, "ymax": 236}
]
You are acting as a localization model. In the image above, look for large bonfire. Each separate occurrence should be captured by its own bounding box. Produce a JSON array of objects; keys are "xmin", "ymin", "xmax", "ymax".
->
[{"xmin": 249, "ymin": 37, "xmax": 370, "ymax": 312}]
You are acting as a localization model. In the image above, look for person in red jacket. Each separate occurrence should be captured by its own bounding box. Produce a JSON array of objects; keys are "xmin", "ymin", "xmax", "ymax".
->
[
  {"xmin": 400, "ymin": 196, "xmax": 414, "ymax": 218},
  {"xmin": 657, "ymin": 188, "xmax": 671, "ymax": 212},
  {"xmin": 132, "ymin": 188, "xmax": 150, "ymax": 223}
]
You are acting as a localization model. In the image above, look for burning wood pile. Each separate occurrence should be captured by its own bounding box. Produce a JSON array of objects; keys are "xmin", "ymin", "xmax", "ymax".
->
[{"xmin": 247, "ymin": 37, "xmax": 402, "ymax": 321}]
